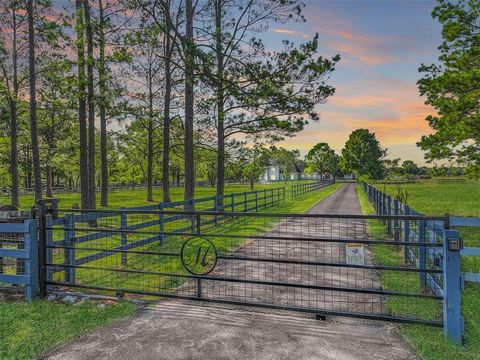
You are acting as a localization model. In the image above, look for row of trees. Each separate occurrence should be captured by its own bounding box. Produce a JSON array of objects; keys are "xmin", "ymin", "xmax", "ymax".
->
[
  {"xmin": 303, "ymin": 129, "xmax": 467, "ymax": 181},
  {"xmin": 0, "ymin": 0, "xmax": 339, "ymax": 207}
]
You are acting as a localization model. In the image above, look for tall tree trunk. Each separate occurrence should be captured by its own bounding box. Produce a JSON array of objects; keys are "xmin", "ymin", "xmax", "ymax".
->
[
  {"xmin": 84, "ymin": 0, "xmax": 96, "ymax": 209},
  {"xmin": 146, "ymin": 118, "xmax": 154, "ymax": 202},
  {"xmin": 46, "ymin": 166, "xmax": 53, "ymax": 197},
  {"xmin": 162, "ymin": 0, "xmax": 172, "ymax": 203},
  {"xmin": 98, "ymin": 0, "xmax": 108, "ymax": 207},
  {"xmin": 9, "ymin": 102, "xmax": 19, "ymax": 206},
  {"xmin": 10, "ymin": 9, "xmax": 19, "ymax": 207},
  {"xmin": 146, "ymin": 76, "xmax": 154, "ymax": 202},
  {"xmin": 76, "ymin": 0, "xmax": 89, "ymax": 209},
  {"xmin": 183, "ymin": 0, "xmax": 195, "ymax": 202},
  {"xmin": 27, "ymin": 0, "xmax": 42, "ymax": 201},
  {"xmin": 215, "ymin": 0, "xmax": 225, "ymax": 202}
]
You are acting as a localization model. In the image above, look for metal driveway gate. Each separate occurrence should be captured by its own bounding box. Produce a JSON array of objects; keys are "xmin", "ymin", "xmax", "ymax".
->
[{"xmin": 39, "ymin": 208, "xmax": 447, "ymax": 326}]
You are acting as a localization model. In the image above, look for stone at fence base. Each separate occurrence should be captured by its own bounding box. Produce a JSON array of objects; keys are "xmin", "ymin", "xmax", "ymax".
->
[{"xmin": 63, "ymin": 295, "xmax": 78, "ymax": 304}]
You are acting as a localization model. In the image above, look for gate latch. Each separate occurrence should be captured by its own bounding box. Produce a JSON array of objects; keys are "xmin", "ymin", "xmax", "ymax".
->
[{"xmin": 448, "ymin": 237, "xmax": 462, "ymax": 251}]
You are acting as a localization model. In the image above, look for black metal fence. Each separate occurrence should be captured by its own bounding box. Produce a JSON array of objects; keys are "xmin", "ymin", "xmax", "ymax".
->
[
  {"xmin": 41, "ymin": 208, "xmax": 445, "ymax": 325},
  {"xmin": 290, "ymin": 180, "xmax": 334, "ymax": 198}
]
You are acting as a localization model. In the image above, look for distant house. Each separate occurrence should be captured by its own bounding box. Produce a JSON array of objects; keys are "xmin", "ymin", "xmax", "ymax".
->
[
  {"xmin": 261, "ymin": 166, "xmax": 281, "ymax": 182},
  {"xmin": 261, "ymin": 165, "xmax": 336, "ymax": 182}
]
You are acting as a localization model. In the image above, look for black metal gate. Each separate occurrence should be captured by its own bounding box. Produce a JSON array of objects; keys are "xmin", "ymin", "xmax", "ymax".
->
[{"xmin": 39, "ymin": 208, "xmax": 446, "ymax": 326}]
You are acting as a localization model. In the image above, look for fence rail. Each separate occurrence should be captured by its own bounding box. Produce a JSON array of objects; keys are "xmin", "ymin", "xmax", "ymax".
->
[{"xmin": 290, "ymin": 180, "xmax": 334, "ymax": 197}]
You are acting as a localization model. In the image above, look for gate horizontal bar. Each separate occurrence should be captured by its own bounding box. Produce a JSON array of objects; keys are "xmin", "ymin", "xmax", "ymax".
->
[
  {"xmin": 46, "ymin": 263, "xmax": 442, "ymax": 299},
  {"xmin": 47, "ymin": 228, "xmax": 444, "ymax": 247},
  {"xmin": 218, "ymin": 255, "xmax": 443, "ymax": 273},
  {"xmin": 44, "ymin": 280, "xmax": 443, "ymax": 327},
  {"xmin": 46, "ymin": 245, "xmax": 442, "ymax": 273},
  {"xmin": 55, "ymin": 208, "xmax": 445, "ymax": 221},
  {"xmin": 47, "ymin": 243, "xmax": 444, "ymax": 273}
]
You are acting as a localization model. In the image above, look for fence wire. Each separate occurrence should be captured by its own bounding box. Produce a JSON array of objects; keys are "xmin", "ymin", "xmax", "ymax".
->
[{"xmin": 44, "ymin": 209, "xmax": 444, "ymax": 325}]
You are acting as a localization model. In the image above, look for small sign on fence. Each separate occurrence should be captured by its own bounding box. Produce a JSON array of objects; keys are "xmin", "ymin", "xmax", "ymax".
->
[{"xmin": 346, "ymin": 243, "xmax": 365, "ymax": 265}]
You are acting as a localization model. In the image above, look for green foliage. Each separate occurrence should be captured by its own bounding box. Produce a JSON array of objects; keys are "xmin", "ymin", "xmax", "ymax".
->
[
  {"xmin": 341, "ymin": 129, "xmax": 386, "ymax": 179},
  {"xmin": 305, "ymin": 142, "xmax": 339, "ymax": 178},
  {"xmin": 395, "ymin": 184, "xmax": 409, "ymax": 204},
  {"xmin": 417, "ymin": 0, "xmax": 480, "ymax": 176}
]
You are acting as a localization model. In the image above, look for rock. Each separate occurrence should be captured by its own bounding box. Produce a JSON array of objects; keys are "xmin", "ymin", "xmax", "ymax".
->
[
  {"xmin": 47, "ymin": 294, "xmax": 57, "ymax": 301},
  {"xmin": 97, "ymin": 303, "xmax": 107, "ymax": 309},
  {"xmin": 74, "ymin": 298, "xmax": 86, "ymax": 306},
  {"xmin": 63, "ymin": 295, "xmax": 78, "ymax": 304}
]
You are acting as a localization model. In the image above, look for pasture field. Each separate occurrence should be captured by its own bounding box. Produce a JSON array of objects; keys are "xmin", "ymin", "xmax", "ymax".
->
[
  {"xmin": 357, "ymin": 183, "xmax": 480, "ymax": 360},
  {"xmin": 0, "ymin": 182, "xmax": 311, "ymax": 210},
  {"xmin": 381, "ymin": 181, "xmax": 480, "ymax": 273},
  {"xmin": 0, "ymin": 183, "xmax": 342, "ymax": 360},
  {"xmin": 379, "ymin": 181, "xmax": 480, "ymax": 217}
]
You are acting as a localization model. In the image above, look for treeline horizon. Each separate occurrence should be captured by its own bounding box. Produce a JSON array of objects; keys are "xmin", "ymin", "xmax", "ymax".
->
[{"xmin": 0, "ymin": 0, "xmax": 340, "ymax": 209}]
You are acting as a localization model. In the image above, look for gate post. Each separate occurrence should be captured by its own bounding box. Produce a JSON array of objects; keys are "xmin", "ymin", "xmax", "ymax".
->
[{"xmin": 443, "ymin": 227, "xmax": 463, "ymax": 344}]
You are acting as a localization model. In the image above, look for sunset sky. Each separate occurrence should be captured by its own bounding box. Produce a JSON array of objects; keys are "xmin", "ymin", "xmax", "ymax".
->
[{"xmin": 269, "ymin": 0, "xmax": 442, "ymax": 165}]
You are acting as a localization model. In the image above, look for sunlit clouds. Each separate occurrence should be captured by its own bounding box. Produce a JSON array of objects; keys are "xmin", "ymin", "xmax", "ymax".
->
[{"xmin": 270, "ymin": 0, "xmax": 440, "ymax": 164}]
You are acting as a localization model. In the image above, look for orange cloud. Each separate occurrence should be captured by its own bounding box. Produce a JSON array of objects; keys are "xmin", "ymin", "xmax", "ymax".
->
[{"xmin": 272, "ymin": 29, "xmax": 295, "ymax": 35}]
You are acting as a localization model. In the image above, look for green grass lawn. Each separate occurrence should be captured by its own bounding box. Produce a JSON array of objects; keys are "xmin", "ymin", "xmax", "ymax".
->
[
  {"xmin": 379, "ymin": 181, "xmax": 480, "ymax": 217},
  {"xmin": 1, "ymin": 183, "xmax": 342, "ymax": 360},
  {"xmin": 0, "ymin": 181, "xmax": 314, "ymax": 210},
  {"xmin": 357, "ymin": 184, "xmax": 480, "ymax": 360},
  {"xmin": 0, "ymin": 300, "xmax": 135, "ymax": 360}
]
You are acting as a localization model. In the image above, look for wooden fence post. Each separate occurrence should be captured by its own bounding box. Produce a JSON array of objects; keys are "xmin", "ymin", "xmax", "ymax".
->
[
  {"xmin": 393, "ymin": 199, "xmax": 399, "ymax": 242},
  {"xmin": 418, "ymin": 219, "xmax": 427, "ymax": 289},
  {"xmin": 120, "ymin": 208, "xmax": 128, "ymax": 265},
  {"xmin": 190, "ymin": 199, "xmax": 196, "ymax": 232},
  {"xmin": 387, "ymin": 195, "xmax": 392, "ymax": 233},
  {"xmin": 64, "ymin": 214, "xmax": 76, "ymax": 283},
  {"xmin": 159, "ymin": 203, "xmax": 165, "ymax": 246},
  {"xmin": 404, "ymin": 205, "xmax": 410, "ymax": 262},
  {"xmin": 24, "ymin": 220, "xmax": 39, "ymax": 300},
  {"xmin": 214, "ymin": 196, "xmax": 219, "ymax": 226}
]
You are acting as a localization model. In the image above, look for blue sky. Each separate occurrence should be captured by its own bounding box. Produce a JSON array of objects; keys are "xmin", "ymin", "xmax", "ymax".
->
[{"xmin": 268, "ymin": 0, "xmax": 442, "ymax": 165}]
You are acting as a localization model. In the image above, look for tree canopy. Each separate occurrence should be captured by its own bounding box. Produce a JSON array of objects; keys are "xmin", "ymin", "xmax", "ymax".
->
[
  {"xmin": 418, "ymin": 0, "xmax": 480, "ymax": 177},
  {"xmin": 341, "ymin": 129, "xmax": 386, "ymax": 180}
]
